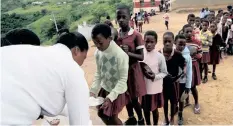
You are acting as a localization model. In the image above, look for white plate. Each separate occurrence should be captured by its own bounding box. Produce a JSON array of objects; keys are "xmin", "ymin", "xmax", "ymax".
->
[
  {"xmin": 89, "ymin": 97, "xmax": 104, "ymax": 107},
  {"xmin": 180, "ymin": 91, "xmax": 189, "ymax": 102}
]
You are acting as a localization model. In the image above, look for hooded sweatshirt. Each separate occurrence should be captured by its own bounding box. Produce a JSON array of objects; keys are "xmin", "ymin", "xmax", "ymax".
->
[{"xmin": 179, "ymin": 46, "xmax": 192, "ymax": 88}]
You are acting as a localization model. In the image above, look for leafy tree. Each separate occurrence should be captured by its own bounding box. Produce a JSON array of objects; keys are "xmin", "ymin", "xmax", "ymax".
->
[
  {"xmin": 41, "ymin": 9, "xmax": 47, "ymax": 15},
  {"xmin": 22, "ymin": 4, "xmax": 27, "ymax": 9}
]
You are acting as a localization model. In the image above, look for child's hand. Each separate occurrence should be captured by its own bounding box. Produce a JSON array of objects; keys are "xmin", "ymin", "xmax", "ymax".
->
[
  {"xmin": 120, "ymin": 45, "xmax": 129, "ymax": 54},
  {"xmin": 90, "ymin": 92, "xmax": 96, "ymax": 98},
  {"xmin": 49, "ymin": 119, "xmax": 60, "ymax": 126},
  {"xmin": 100, "ymin": 98, "xmax": 111, "ymax": 109}
]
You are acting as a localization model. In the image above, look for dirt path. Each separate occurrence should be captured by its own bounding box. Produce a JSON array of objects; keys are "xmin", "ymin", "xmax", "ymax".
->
[{"xmin": 36, "ymin": 12, "xmax": 233, "ymax": 125}]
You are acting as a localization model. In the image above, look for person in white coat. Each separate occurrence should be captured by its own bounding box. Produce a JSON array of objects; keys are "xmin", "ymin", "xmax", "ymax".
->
[{"xmin": 1, "ymin": 30, "xmax": 90, "ymax": 125}]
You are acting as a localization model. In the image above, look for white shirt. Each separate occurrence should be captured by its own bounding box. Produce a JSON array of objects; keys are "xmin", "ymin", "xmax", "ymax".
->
[
  {"xmin": 163, "ymin": 13, "xmax": 169, "ymax": 21},
  {"xmin": 1, "ymin": 44, "xmax": 90, "ymax": 125}
]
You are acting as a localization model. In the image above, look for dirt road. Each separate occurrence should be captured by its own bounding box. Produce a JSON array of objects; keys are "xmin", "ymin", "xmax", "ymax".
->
[{"xmin": 36, "ymin": 11, "xmax": 233, "ymax": 125}]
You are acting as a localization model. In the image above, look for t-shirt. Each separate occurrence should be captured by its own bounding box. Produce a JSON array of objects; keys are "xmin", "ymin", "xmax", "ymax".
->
[
  {"xmin": 163, "ymin": 13, "xmax": 169, "ymax": 21},
  {"xmin": 1, "ymin": 44, "xmax": 90, "ymax": 125}
]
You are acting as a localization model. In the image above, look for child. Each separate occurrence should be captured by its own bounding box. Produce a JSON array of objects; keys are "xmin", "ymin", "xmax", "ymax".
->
[
  {"xmin": 104, "ymin": 20, "xmax": 118, "ymax": 42},
  {"xmin": 226, "ymin": 19, "xmax": 233, "ymax": 55},
  {"xmin": 209, "ymin": 23, "xmax": 223, "ymax": 80},
  {"xmin": 161, "ymin": 32, "xmax": 185, "ymax": 125},
  {"xmin": 175, "ymin": 34, "xmax": 192, "ymax": 125},
  {"xmin": 141, "ymin": 31, "xmax": 167, "ymax": 125},
  {"xmin": 137, "ymin": 12, "xmax": 144, "ymax": 33},
  {"xmin": 130, "ymin": 14, "xmax": 135, "ymax": 29},
  {"xmin": 90, "ymin": 24, "xmax": 129, "ymax": 125},
  {"xmin": 195, "ymin": 17, "xmax": 201, "ymax": 30},
  {"xmin": 183, "ymin": 24, "xmax": 202, "ymax": 114},
  {"xmin": 144, "ymin": 11, "xmax": 149, "ymax": 24},
  {"xmin": 163, "ymin": 10, "xmax": 169, "ymax": 30},
  {"xmin": 200, "ymin": 19, "xmax": 213, "ymax": 83},
  {"xmin": 116, "ymin": 5, "xmax": 146, "ymax": 125}
]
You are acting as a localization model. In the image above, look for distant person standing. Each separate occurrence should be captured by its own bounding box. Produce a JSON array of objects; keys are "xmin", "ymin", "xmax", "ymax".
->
[
  {"xmin": 134, "ymin": 13, "xmax": 138, "ymax": 29},
  {"xmin": 144, "ymin": 11, "xmax": 149, "ymax": 24},
  {"xmin": 137, "ymin": 12, "xmax": 144, "ymax": 32},
  {"xmin": 200, "ymin": 8, "xmax": 205, "ymax": 19},
  {"xmin": 163, "ymin": 10, "xmax": 169, "ymax": 30}
]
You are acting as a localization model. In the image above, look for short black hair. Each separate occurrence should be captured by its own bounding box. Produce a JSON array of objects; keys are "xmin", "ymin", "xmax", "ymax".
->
[
  {"xmin": 163, "ymin": 32, "xmax": 174, "ymax": 40},
  {"xmin": 1, "ymin": 29, "xmax": 40, "ymax": 47},
  {"xmin": 187, "ymin": 14, "xmax": 195, "ymax": 20},
  {"xmin": 175, "ymin": 34, "xmax": 186, "ymax": 41},
  {"xmin": 218, "ymin": 9, "xmax": 223, "ymax": 13},
  {"xmin": 58, "ymin": 28, "xmax": 69, "ymax": 36},
  {"xmin": 202, "ymin": 19, "xmax": 210, "ymax": 25},
  {"xmin": 92, "ymin": 23, "xmax": 111, "ymax": 39},
  {"xmin": 195, "ymin": 17, "xmax": 201, "ymax": 20},
  {"xmin": 106, "ymin": 15, "xmax": 110, "ymax": 20},
  {"xmin": 104, "ymin": 20, "xmax": 113, "ymax": 27},
  {"xmin": 144, "ymin": 30, "xmax": 158, "ymax": 41},
  {"xmin": 182, "ymin": 24, "xmax": 192, "ymax": 32},
  {"xmin": 56, "ymin": 30, "xmax": 89, "ymax": 51},
  {"xmin": 223, "ymin": 12, "xmax": 229, "ymax": 15},
  {"xmin": 116, "ymin": 4, "xmax": 130, "ymax": 16}
]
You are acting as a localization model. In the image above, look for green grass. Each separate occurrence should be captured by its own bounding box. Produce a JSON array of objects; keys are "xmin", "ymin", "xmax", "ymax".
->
[{"xmin": 7, "ymin": 4, "xmax": 71, "ymax": 14}]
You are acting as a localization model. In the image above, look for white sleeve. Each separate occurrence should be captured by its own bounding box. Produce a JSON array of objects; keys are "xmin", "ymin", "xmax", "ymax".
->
[{"xmin": 64, "ymin": 64, "xmax": 90, "ymax": 125}]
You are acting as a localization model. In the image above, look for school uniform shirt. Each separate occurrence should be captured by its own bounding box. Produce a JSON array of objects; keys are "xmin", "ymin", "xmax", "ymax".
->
[
  {"xmin": 90, "ymin": 41, "xmax": 129, "ymax": 102},
  {"xmin": 226, "ymin": 24, "xmax": 233, "ymax": 43},
  {"xmin": 142, "ymin": 48, "xmax": 168, "ymax": 94},
  {"xmin": 1, "ymin": 44, "xmax": 90, "ymax": 125},
  {"xmin": 179, "ymin": 47, "xmax": 192, "ymax": 89},
  {"xmin": 163, "ymin": 13, "xmax": 169, "ymax": 22},
  {"xmin": 200, "ymin": 11, "xmax": 205, "ymax": 18},
  {"xmin": 200, "ymin": 30, "xmax": 213, "ymax": 52}
]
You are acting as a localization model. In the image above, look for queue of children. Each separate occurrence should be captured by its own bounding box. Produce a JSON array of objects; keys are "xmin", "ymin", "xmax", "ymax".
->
[{"xmin": 88, "ymin": 4, "xmax": 233, "ymax": 126}]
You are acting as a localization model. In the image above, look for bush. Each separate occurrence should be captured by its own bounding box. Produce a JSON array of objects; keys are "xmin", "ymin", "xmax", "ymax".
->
[{"xmin": 41, "ymin": 9, "xmax": 47, "ymax": 15}]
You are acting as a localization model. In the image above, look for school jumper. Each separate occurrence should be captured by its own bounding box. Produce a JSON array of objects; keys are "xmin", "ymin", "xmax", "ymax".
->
[
  {"xmin": 200, "ymin": 30, "xmax": 213, "ymax": 63},
  {"xmin": 90, "ymin": 41, "xmax": 129, "ymax": 117},
  {"xmin": 141, "ymin": 48, "xmax": 168, "ymax": 111},
  {"xmin": 209, "ymin": 33, "xmax": 223, "ymax": 64},
  {"xmin": 1, "ymin": 44, "xmax": 90, "ymax": 125},
  {"xmin": 160, "ymin": 49, "xmax": 185, "ymax": 103}
]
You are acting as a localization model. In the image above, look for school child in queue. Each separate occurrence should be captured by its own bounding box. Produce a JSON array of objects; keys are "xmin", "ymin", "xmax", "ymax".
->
[
  {"xmin": 161, "ymin": 32, "xmax": 185, "ymax": 125},
  {"xmin": 200, "ymin": 19, "xmax": 213, "ymax": 83},
  {"xmin": 175, "ymin": 34, "xmax": 192, "ymax": 125},
  {"xmin": 140, "ymin": 31, "xmax": 168, "ymax": 125},
  {"xmin": 182, "ymin": 24, "xmax": 202, "ymax": 114},
  {"xmin": 116, "ymin": 5, "xmax": 146, "ymax": 125},
  {"xmin": 226, "ymin": 19, "xmax": 233, "ymax": 55},
  {"xmin": 209, "ymin": 23, "xmax": 223, "ymax": 80},
  {"xmin": 90, "ymin": 24, "xmax": 129, "ymax": 125}
]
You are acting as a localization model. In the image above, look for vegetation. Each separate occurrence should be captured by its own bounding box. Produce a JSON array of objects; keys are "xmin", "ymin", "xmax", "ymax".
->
[{"xmin": 1, "ymin": 0, "xmax": 132, "ymax": 45}]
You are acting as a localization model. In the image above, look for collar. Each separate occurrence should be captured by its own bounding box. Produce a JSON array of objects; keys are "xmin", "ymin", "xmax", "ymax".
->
[
  {"xmin": 102, "ymin": 40, "xmax": 114, "ymax": 53},
  {"xmin": 161, "ymin": 48, "xmax": 175, "ymax": 60},
  {"xmin": 119, "ymin": 28, "xmax": 134, "ymax": 36}
]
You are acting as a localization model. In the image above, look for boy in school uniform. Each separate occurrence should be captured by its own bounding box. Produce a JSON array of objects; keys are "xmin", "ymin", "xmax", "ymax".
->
[{"xmin": 90, "ymin": 24, "xmax": 129, "ymax": 125}]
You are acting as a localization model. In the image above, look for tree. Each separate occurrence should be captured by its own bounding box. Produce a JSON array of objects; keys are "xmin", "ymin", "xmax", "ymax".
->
[
  {"xmin": 22, "ymin": 4, "xmax": 26, "ymax": 9},
  {"xmin": 41, "ymin": 9, "xmax": 47, "ymax": 15}
]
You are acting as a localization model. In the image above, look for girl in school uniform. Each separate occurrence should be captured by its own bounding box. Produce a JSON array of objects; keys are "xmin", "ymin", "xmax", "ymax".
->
[
  {"xmin": 140, "ymin": 31, "xmax": 168, "ymax": 125},
  {"xmin": 116, "ymin": 5, "xmax": 146, "ymax": 125},
  {"xmin": 200, "ymin": 19, "xmax": 213, "ymax": 83},
  {"xmin": 161, "ymin": 32, "xmax": 186, "ymax": 125},
  {"xmin": 182, "ymin": 24, "xmax": 202, "ymax": 114},
  {"xmin": 209, "ymin": 23, "xmax": 223, "ymax": 80}
]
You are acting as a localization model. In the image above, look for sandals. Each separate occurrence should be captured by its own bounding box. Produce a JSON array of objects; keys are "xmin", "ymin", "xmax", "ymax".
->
[
  {"xmin": 194, "ymin": 105, "xmax": 201, "ymax": 114},
  {"xmin": 178, "ymin": 116, "xmax": 184, "ymax": 125}
]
